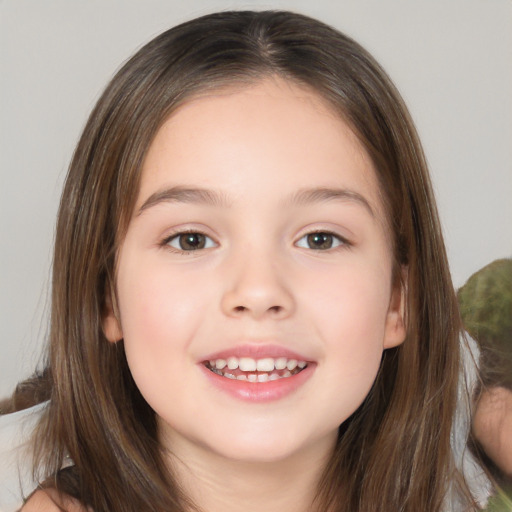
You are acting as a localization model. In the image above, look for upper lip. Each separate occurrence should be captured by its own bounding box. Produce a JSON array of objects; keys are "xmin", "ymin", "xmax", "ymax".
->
[{"xmin": 201, "ymin": 344, "xmax": 313, "ymax": 363}]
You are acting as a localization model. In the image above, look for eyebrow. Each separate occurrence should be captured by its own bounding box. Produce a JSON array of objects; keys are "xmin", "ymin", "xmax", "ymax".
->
[
  {"xmin": 287, "ymin": 187, "xmax": 375, "ymax": 217},
  {"xmin": 137, "ymin": 185, "xmax": 374, "ymax": 217},
  {"xmin": 137, "ymin": 186, "xmax": 231, "ymax": 215}
]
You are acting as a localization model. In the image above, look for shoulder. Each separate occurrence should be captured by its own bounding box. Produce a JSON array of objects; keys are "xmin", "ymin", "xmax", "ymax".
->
[{"xmin": 0, "ymin": 402, "xmax": 47, "ymax": 512}]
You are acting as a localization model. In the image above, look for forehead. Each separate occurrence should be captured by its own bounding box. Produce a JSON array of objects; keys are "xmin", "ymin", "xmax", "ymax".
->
[{"xmin": 137, "ymin": 78, "xmax": 384, "ymax": 220}]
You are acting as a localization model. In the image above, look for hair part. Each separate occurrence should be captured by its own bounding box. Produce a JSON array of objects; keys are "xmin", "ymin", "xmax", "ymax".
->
[{"xmin": 26, "ymin": 10, "xmax": 475, "ymax": 511}]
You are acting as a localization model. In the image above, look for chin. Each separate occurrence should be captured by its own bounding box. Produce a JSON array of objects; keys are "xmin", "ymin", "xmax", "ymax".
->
[{"xmin": 199, "ymin": 422, "xmax": 336, "ymax": 466}]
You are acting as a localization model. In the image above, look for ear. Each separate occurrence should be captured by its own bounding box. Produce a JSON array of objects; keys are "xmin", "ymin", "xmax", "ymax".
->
[
  {"xmin": 103, "ymin": 287, "xmax": 123, "ymax": 343},
  {"xmin": 383, "ymin": 266, "xmax": 407, "ymax": 349}
]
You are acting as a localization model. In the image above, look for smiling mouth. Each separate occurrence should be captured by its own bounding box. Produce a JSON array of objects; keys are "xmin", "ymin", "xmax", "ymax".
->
[{"xmin": 204, "ymin": 356, "xmax": 308, "ymax": 382}]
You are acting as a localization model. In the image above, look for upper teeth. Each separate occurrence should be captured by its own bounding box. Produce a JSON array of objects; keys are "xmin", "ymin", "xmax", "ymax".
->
[{"xmin": 209, "ymin": 357, "xmax": 307, "ymax": 372}]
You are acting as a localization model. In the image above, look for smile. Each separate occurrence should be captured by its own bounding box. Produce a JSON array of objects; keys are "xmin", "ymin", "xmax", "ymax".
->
[{"xmin": 204, "ymin": 356, "xmax": 308, "ymax": 382}]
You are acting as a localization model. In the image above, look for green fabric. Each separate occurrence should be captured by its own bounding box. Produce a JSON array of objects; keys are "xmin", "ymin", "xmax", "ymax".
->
[
  {"xmin": 458, "ymin": 258, "xmax": 512, "ymax": 388},
  {"xmin": 484, "ymin": 486, "xmax": 512, "ymax": 511},
  {"xmin": 458, "ymin": 258, "xmax": 512, "ymax": 347}
]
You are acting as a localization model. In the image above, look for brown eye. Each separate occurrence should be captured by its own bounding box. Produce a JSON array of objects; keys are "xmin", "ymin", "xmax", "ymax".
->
[
  {"xmin": 307, "ymin": 233, "xmax": 333, "ymax": 250},
  {"xmin": 167, "ymin": 232, "xmax": 215, "ymax": 251},
  {"xmin": 180, "ymin": 233, "xmax": 206, "ymax": 250},
  {"xmin": 296, "ymin": 232, "xmax": 346, "ymax": 250}
]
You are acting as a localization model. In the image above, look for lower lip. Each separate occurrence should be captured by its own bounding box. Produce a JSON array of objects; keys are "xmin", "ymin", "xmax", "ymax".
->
[{"xmin": 199, "ymin": 364, "xmax": 315, "ymax": 402}]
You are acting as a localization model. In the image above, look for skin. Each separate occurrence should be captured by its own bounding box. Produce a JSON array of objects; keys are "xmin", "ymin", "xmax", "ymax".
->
[
  {"xmin": 24, "ymin": 78, "xmax": 407, "ymax": 512},
  {"xmin": 473, "ymin": 386, "xmax": 512, "ymax": 477},
  {"xmin": 22, "ymin": 489, "xmax": 90, "ymax": 512}
]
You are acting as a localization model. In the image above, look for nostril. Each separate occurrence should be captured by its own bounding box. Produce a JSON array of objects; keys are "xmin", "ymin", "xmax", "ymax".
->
[{"xmin": 232, "ymin": 304, "xmax": 282, "ymax": 315}]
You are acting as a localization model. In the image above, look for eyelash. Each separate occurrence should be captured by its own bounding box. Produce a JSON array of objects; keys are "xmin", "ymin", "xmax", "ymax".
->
[{"xmin": 161, "ymin": 228, "xmax": 351, "ymax": 254}]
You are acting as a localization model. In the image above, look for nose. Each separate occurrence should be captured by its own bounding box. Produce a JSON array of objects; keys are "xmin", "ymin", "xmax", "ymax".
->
[{"xmin": 220, "ymin": 250, "xmax": 295, "ymax": 320}]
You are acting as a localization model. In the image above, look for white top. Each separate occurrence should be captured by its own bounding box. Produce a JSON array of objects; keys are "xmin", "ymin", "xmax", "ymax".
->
[
  {"xmin": 0, "ymin": 402, "xmax": 45, "ymax": 512},
  {"xmin": 447, "ymin": 335, "xmax": 492, "ymax": 509}
]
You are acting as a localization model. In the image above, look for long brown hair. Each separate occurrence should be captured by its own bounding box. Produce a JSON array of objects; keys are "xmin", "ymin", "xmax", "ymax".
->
[{"xmin": 25, "ymin": 10, "xmax": 475, "ymax": 511}]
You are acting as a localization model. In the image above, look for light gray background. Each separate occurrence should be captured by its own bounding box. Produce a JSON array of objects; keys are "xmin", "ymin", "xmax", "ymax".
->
[{"xmin": 1, "ymin": 0, "xmax": 511, "ymax": 398}]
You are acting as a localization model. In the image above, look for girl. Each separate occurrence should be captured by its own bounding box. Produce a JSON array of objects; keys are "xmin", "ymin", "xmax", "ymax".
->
[{"xmin": 3, "ymin": 10, "xmax": 485, "ymax": 512}]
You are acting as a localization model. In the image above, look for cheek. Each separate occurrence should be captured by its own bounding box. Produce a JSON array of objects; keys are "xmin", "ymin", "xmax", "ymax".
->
[
  {"xmin": 115, "ymin": 259, "xmax": 213, "ymax": 389},
  {"xmin": 302, "ymin": 260, "xmax": 391, "ymax": 401},
  {"xmin": 118, "ymin": 257, "xmax": 212, "ymax": 336},
  {"xmin": 305, "ymin": 258, "xmax": 391, "ymax": 343}
]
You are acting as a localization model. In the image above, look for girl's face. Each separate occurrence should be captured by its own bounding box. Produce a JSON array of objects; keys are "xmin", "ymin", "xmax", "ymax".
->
[{"xmin": 104, "ymin": 78, "xmax": 406, "ymax": 466}]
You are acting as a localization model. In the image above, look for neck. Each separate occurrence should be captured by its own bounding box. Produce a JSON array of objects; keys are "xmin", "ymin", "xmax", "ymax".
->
[{"xmin": 164, "ymin": 435, "xmax": 336, "ymax": 512}]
